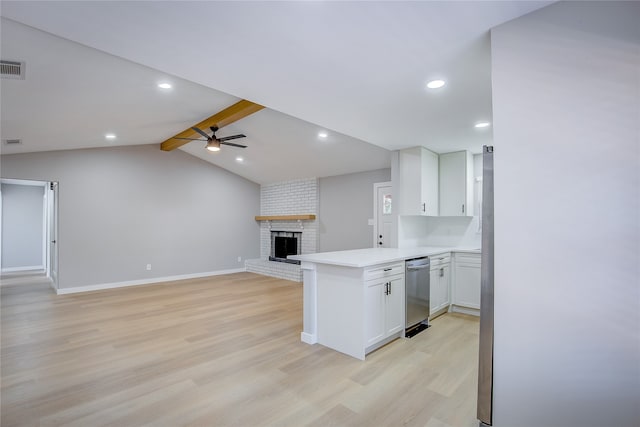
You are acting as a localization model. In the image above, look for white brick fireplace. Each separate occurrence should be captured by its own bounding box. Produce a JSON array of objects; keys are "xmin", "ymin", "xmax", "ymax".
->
[{"xmin": 246, "ymin": 178, "xmax": 318, "ymax": 282}]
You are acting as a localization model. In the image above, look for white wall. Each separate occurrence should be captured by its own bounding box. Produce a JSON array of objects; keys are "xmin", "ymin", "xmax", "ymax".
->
[
  {"xmin": 491, "ymin": 2, "xmax": 640, "ymax": 426},
  {"xmin": 0, "ymin": 145, "xmax": 260, "ymax": 289},
  {"xmin": 319, "ymin": 168, "xmax": 390, "ymax": 252},
  {"xmin": 1, "ymin": 183, "xmax": 45, "ymax": 270},
  {"xmin": 398, "ymin": 216, "xmax": 480, "ymax": 248}
]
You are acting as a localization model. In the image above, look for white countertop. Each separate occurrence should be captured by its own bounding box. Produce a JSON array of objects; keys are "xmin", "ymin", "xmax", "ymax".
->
[{"xmin": 289, "ymin": 246, "xmax": 481, "ymax": 268}]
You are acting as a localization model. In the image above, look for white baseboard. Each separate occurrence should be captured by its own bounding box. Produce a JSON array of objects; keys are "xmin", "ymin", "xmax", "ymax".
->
[
  {"xmin": 451, "ymin": 305, "xmax": 480, "ymax": 316},
  {"xmin": 56, "ymin": 268, "xmax": 246, "ymax": 295},
  {"xmin": 301, "ymin": 332, "xmax": 317, "ymax": 344},
  {"xmin": 1, "ymin": 265, "xmax": 45, "ymax": 273}
]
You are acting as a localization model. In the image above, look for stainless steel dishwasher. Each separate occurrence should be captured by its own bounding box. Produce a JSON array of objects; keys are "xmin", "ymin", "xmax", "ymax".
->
[{"xmin": 405, "ymin": 257, "xmax": 430, "ymax": 336}]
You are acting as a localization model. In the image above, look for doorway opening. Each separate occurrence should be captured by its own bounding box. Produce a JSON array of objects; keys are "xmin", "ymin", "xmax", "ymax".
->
[{"xmin": 0, "ymin": 178, "xmax": 58, "ymax": 290}]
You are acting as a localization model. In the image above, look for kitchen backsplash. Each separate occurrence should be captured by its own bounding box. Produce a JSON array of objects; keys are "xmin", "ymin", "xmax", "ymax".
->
[{"xmin": 398, "ymin": 215, "xmax": 481, "ymax": 248}]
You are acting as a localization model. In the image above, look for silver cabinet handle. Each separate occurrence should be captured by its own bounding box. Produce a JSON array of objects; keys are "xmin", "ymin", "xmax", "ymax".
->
[
  {"xmin": 383, "ymin": 268, "xmax": 392, "ymax": 271},
  {"xmin": 462, "ymin": 204, "xmax": 465, "ymax": 214},
  {"xmin": 440, "ymin": 268, "xmax": 444, "ymax": 277}
]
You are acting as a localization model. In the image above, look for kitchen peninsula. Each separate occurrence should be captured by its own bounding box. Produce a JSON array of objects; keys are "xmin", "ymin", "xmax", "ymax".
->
[{"xmin": 290, "ymin": 246, "xmax": 480, "ymax": 360}]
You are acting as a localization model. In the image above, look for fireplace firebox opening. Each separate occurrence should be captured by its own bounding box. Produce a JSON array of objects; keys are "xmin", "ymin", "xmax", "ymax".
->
[{"xmin": 269, "ymin": 231, "xmax": 301, "ymax": 264}]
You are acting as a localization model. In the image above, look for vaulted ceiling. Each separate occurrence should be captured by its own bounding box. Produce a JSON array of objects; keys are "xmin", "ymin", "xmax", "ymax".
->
[{"xmin": 0, "ymin": 1, "xmax": 552, "ymax": 184}]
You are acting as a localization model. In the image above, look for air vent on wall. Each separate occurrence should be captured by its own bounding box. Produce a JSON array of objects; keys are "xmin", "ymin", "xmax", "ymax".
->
[
  {"xmin": 1, "ymin": 60, "xmax": 25, "ymax": 79},
  {"xmin": 3, "ymin": 139, "xmax": 22, "ymax": 145}
]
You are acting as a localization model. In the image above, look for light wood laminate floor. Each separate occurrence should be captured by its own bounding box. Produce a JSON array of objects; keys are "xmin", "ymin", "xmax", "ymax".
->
[{"xmin": 1, "ymin": 272, "xmax": 479, "ymax": 427}]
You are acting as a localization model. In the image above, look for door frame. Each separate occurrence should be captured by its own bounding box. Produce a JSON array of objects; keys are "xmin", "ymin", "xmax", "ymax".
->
[
  {"xmin": 45, "ymin": 181, "xmax": 59, "ymax": 290},
  {"xmin": 0, "ymin": 178, "xmax": 58, "ymax": 290}
]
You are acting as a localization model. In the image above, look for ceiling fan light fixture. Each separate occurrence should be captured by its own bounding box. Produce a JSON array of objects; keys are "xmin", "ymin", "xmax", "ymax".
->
[{"xmin": 206, "ymin": 140, "xmax": 221, "ymax": 152}]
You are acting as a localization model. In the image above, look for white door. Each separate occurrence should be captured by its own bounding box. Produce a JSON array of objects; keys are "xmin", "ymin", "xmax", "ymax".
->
[
  {"xmin": 47, "ymin": 182, "xmax": 59, "ymax": 289},
  {"xmin": 374, "ymin": 183, "xmax": 393, "ymax": 248}
]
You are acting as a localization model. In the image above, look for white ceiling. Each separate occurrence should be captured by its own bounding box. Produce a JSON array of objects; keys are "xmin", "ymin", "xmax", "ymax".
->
[
  {"xmin": 0, "ymin": 17, "xmax": 391, "ymax": 184},
  {"xmin": 0, "ymin": 1, "xmax": 552, "ymax": 183}
]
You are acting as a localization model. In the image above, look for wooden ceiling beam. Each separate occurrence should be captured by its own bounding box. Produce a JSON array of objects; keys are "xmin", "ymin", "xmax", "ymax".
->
[{"xmin": 160, "ymin": 99, "xmax": 265, "ymax": 151}]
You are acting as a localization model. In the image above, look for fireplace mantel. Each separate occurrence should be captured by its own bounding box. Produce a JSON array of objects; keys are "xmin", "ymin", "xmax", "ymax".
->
[{"xmin": 255, "ymin": 214, "xmax": 316, "ymax": 221}]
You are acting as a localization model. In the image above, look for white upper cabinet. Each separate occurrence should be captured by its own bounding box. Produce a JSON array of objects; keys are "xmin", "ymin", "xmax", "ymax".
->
[
  {"xmin": 398, "ymin": 147, "xmax": 439, "ymax": 216},
  {"xmin": 439, "ymin": 150, "xmax": 474, "ymax": 217}
]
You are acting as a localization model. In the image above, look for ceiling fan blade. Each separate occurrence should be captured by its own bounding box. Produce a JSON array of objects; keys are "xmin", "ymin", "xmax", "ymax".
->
[
  {"xmin": 173, "ymin": 137, "xmax": 206, "ymax": 141},
  {"xmin": 191, "ymin": 127, "xmax": 211, "ymax": 140},
  {"xmin": 220, "ymin": 141, "xmax": 247, "ymax": 148},
  {"xmin": 218, "ymin": 134, "xmax": 246, "ymax": 142}
]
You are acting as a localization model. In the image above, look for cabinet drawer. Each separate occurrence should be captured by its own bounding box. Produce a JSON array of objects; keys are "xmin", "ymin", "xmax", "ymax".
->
[
  {"xmin": 455, "ymin": 253, "xmax": 481, "ymax": 265},
  {"xmin": 364, "ymin": 262, "xmax": 405, "ymax": 281},
  {"xmin": 430, "ymin": 253, "xmax": 451, "ymax": 268}
]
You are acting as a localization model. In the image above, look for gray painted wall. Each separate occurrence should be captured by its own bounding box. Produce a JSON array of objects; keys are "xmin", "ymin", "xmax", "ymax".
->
[
  {"xmin": 0, "ymin": 145, "xmax": 260, "ymax": 289},
  {"xmin": 318, "ymin": 168, "xmax": 390, "ymax": 252},
  {"xmin": 492, "ymin": 2, "xmax": 639, "ymax": 426},
  {"xmin": 1, "ymin": 183, "xmax": 45, "ymax": 269}
]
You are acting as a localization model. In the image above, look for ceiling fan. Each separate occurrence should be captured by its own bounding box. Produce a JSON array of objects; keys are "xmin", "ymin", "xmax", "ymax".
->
[{"xmin": 173, "ymin": 126, "xmax": 247, "ymax": 152}]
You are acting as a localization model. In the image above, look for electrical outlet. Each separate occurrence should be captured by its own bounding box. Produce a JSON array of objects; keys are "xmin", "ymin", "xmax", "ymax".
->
[
  {"xmin": 237, "ymin": 256, "xmax": 242, "ymax": 262},
  {"xmin": 146, "ymin": 264, "xmax": 152, "ymax": 271}
]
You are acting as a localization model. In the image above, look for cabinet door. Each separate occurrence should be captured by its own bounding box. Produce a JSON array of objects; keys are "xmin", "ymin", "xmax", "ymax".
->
[
  {"xmin": 454, "ymin": 263, "xmax": 481, "ymax": 309},
  {"xmin": 421, "ymin": 149, "xmax": 439, "ymax": 216},
  {"xmin": 398, "ymin": 147, "xmax": 422, "ymax": 215},
  {"xmin": 399, "ymin": 147, "xmax": 439, "ymax": 216},
  {"xmin": 385, "ymin": 276, "xmax": 405, "ymax": 336},
  {"xmin": 429, "ymin": 268, "xmax": 440, "ymax": 312},
  {"xmin": 365, "ymin": 280, "xmax": 386, "ymax": 347},
  {"xmin": 439, "ymin": 151, "xmax": 473, "ymax": 216},
  {"xmin": 439, "ymin": 265, "xmax": 451, "ymax": 309}
]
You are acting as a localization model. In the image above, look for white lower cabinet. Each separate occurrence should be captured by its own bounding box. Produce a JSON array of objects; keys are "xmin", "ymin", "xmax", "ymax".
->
[
  {"xmin": 365, "ymin": 275, "xmax": 405, "ymax": 348},
  {"xmin": 453, "ymin": 253, "xmax": 481, "ymax": 310},
  {"xmin": 429, "ymin": 254, "xmax": 451, "ymax": 316},
  {"xmin": 315, "ymin": 261, "xmax": 405, "ymax": 360}
]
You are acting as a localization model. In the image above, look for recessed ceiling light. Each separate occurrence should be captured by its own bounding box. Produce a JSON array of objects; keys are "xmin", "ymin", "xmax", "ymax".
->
[
  {"xmin": 157, "ymin": 83, "xmax": 172, "ymax": 89},
  {"xmin": 318, "ymin": 132, "xmax": 328, "ymax": 139},
  {"xmin": 474, "ymin": 122, "xmax": 491, "ymax": 128},
  {"xmin": 105, "ymin": 133, "xmax": 116, "ymax": 140},
  {"xmin": 236, "ymin": 156, "xmax": 244, "ymax": 162},
  {"xmin": 426, "ymin": 79, "xmax": 446, "ymax": 89}
]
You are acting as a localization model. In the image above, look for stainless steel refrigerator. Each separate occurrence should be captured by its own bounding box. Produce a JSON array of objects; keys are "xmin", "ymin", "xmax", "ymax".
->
[{"xmin": 477, "ymin": 145, "xmax": 494, "ymax": 426}]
